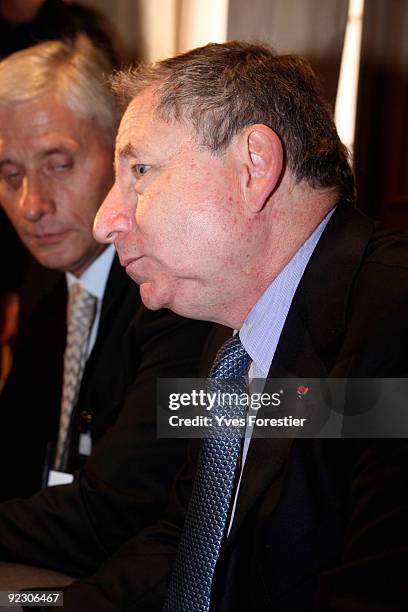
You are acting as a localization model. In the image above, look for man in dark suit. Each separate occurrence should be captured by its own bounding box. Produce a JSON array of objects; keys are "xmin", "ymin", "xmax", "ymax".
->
[
  {"xmin": 0, "ymin": 37, "xmax": 127, "ymax": 498},
  {"xmin": 0, "ymin": 0, "xmax": 126, "ymax": 367},
  {"xmin": 0, "ymin": 38, "xmax": 211, "ymax": 582},
  {"xmin": 57, "ymin": 41, "xmax": 408, "ymax": 610}
]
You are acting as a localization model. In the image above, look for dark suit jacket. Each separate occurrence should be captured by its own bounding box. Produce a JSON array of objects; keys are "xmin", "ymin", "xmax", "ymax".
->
[
  {"xmin": 59, "ymin": 206, "xmax": 408, "ymax": 611},
  {"xmin": 0, "ymin": 254, "xmax": 140, "ymax": 499},
  {"xmin": 0, "ymin": 254, "xmax": 212, "ymax": 577}
]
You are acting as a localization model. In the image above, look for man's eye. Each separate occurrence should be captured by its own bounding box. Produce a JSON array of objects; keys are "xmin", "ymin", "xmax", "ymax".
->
[
  {"xmin": 46, "ymin": 154, "xmax": 74, "ymax": 174},
  {"xmin": 48, "ymin": 161, "xmax": 73, "ymax": 173},
  {"xmin": 0, "ymin": 164, "xmax": 23, "ymax": 187},
  {"xmin": 131, "ymin": 164, "xmax": 151, "ymax": 178},
  {"xmin": 53, "ymin": 163, "xmax": 73, "ymax": 172}
]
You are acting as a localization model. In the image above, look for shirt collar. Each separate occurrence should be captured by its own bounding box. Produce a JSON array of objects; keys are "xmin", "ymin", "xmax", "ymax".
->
[
  {"xmin": 240, "ymin": 209, "xmax": 335, "ymax": 378},
  {"xmin": 66, "ymin": 244, "xmax": 115, "ymax": 300}
]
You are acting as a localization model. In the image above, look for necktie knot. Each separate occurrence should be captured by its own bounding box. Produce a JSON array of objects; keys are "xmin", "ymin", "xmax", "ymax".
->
[
  {"xmin": 67, "ymin": 283, "xmax": 97, "ymax": 333},
  {"xmin": 210, "ymin": 334, "xmax": 251, "ymax": 379}
]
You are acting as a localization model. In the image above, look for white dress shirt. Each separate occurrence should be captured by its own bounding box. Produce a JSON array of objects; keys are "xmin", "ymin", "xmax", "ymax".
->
[
  {"xmin": 66, "ymin": 244, "xmax": 115, "ymax": 358},
  {"xmin": 48, "ymin": 244, "xmax": 116, "ymax": 485}
]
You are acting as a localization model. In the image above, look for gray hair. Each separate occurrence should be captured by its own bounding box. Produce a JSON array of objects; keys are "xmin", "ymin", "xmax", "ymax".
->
[
  {"xmin": 112, "ymin": 41, "xmax": 355, "ymax": 202},
  {"xmin": 0, "ymin": 37, "xmax": 119, "ymax": 146}
]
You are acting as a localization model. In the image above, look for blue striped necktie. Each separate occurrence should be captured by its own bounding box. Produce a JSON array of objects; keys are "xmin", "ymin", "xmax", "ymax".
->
[{"xmin": 164, "ymin": 334, "xmax": 251, "ymax": 612}]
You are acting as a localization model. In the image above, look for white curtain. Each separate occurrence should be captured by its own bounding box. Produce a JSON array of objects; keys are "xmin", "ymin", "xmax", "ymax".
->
[
  {"xmin": 80, "ymin": 0, "xmax": 348, "ymax": 104},
  {"xmin": 228, "ymin": 0, "xmax": 349, "ymax": 106}
]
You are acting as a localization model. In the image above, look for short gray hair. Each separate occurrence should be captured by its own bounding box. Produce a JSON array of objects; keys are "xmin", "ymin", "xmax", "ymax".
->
[
  {"xmin": 0, "ymin": 37, "xmax": 119, "ymax": 146},
  {"xmin": 112, "ymin": 41, "xmax": 355, "ymax": 203}
]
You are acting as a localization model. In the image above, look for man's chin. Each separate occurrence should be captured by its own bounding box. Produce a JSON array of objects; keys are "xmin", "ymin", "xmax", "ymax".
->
[
  {"xmin": 139, "ymin": 281, "xmax": 169, "ymax": 311},
  {"xmin": 30, "ymin": 252, "xmax": 64, "ymax": 272},
  {"xmin": 138, "ymin": 280, "xmax": 205, "ymax": 323}
]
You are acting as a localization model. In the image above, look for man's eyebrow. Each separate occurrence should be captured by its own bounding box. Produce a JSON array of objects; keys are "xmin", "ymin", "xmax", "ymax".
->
[
  {"xmin": 118, "ymin": 143, "xmax": 139, "ymax": 159},
  {"xmin": 39, "ymin": 147, "xmax": 71, "ymax": 159},
  {"xmin": 0, "ymin": 158, "xmax": 17, "ymax": 169}
]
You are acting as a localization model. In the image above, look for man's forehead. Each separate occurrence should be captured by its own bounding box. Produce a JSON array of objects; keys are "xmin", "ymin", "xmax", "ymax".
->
[
  {"xmin": 115, "ymin": 94, "xmax": 187, "ymax": 160},
  {"xmin": 0, "ymin": 96, "xmax": 101, "ymax": 156},
  {"xmin": 115, "ymin": 105, "xmax": 159, "ymax": 158},
  {"xmin": 2, "ymin": 101, "xmax": 59, "ymax": 135},
  {"xmin": 1, "ymin": 94, "xmax": 61, "ymax": 124},
  {"xmin": 117, "ymin": 92, "xmax": 156, "ymax": 142}
]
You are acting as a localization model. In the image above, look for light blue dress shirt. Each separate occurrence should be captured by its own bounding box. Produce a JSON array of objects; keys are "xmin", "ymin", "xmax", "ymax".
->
[
  {"xmin": 240, "ymin": 209, "xmax": 335, "ymax": 378},
  {"xmin": 227, "ymin": 208, "xmax": 335, "ymax": 531}
]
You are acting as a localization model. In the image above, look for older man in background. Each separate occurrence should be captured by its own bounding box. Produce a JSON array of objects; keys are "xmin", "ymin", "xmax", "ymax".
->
[
  {"xmin": 0, "ymin": 39, "xmax": 211, "ymax": 584},
  {"xmin": 0, "ymin": 0, "xmax": 125, "ymax": 374}
]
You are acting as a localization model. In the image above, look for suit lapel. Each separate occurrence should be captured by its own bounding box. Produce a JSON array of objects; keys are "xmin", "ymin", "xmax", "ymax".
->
[
  {"xmin": 80, "ymin": 255, "xmax": 133, "ymax": 381},
  {"xmin": 96, "ymin": 254, "xmax": 132, "ymax": 333},
  {"xmin": 224, "ymin": 205, "xmax": 374, "ymax": 547}
]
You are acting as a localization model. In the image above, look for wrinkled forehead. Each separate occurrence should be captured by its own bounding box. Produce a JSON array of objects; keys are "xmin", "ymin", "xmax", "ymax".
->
[
  {"xmin": 0, "ymin": 97, "xmax": 55, "ymax": 136},
  {"xmin": 115, "ymin": 89, "xmax": 194, "ymax": 162},
  {"xmin": 116, "ymin": 89, "xmax": 159, "ymax": 144},
  {"xmin": 0, "ymin": 94, "xmax": 107, "ymax": 158},
  {"xmin": 0, "ymin": 95, "xmax": 75, "ymax": 136}
]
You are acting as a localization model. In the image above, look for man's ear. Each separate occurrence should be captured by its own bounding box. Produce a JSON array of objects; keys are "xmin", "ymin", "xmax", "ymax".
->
[{"xmin": 239, "ymin": 124, "xmax": 283, "ymax": 212}]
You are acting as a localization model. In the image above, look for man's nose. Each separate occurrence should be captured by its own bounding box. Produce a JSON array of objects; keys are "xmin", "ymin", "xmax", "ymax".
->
[
  {"xmin": 93, "ymin": 184, "xmax": 134, "ymax": 244},
  {"xmin": 19, "ymin": 175, "xmax": 54, "ymax": 221}
]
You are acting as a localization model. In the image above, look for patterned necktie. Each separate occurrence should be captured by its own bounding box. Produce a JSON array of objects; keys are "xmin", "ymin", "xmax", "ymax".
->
[
  {"xmin": 164, "ymin": 335, "xmax": 251, "ymax": 612},
  {"xmin": 53, "ymin": 283, "xmax": 96, "ymax": 472}
]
